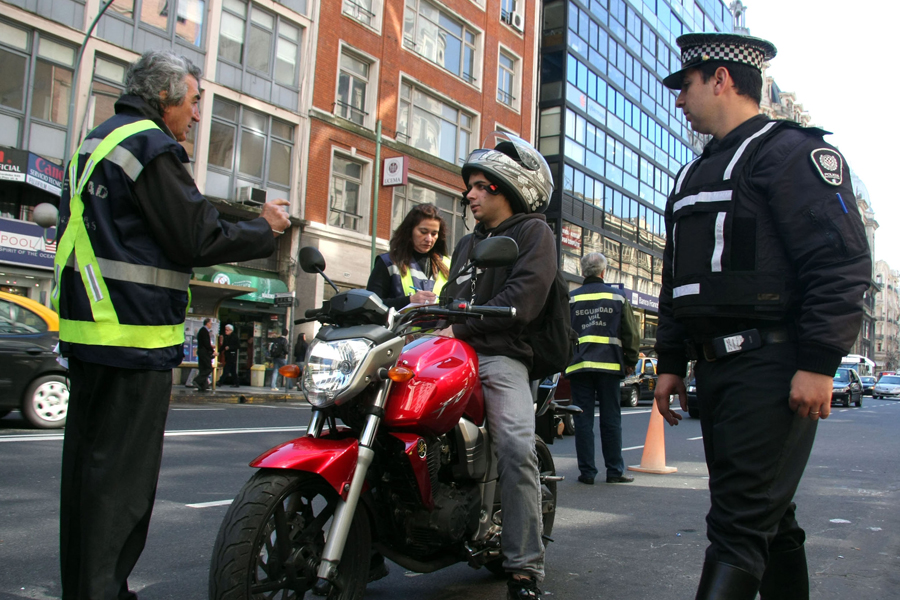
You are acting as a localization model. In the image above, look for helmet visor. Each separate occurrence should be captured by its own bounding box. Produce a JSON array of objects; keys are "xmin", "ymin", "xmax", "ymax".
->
[{"xmin": 481, "ymin": 131, "xmax": 545, "ymax": 172}]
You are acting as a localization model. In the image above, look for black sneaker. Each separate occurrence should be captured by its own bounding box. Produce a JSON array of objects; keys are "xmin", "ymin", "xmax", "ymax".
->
[
  {"xmin": 507, "ymin": 576, "xmax": 541, "ymax": 599},
  {"xmin": 368, "ymin": 553, "xmax": 390, "ymax": 583}
]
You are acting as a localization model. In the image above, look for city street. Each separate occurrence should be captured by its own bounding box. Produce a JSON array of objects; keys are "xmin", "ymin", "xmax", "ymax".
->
[{"xmin": 1, "ymin": 398, "xmax": 898, "ymax": 599}]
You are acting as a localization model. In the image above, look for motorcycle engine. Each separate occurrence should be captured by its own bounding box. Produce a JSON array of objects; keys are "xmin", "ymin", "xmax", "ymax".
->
[{"xmin": 403, "ymin": 483, "xmax": 481, "ymax": 554}]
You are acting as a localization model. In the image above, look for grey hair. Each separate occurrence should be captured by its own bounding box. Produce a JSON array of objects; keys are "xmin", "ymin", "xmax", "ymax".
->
[
  {"xmin": 124, "ymin": 50, "xmax": 202, "ymax": 114},
  {"xmin": 581, "ymin": 252, "xmax": 608, "ymax": 278}
]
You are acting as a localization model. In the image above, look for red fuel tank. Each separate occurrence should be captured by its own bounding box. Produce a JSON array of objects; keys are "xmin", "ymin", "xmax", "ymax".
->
[{"xmin": 383, "ymin": 336, "xmax": 484, "ymax": 435}]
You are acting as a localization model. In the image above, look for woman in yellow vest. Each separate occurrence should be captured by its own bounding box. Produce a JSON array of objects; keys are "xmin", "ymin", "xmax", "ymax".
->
[{"xmin": 367, "ymin": 203, "xmax": 451, "ymax": 309}]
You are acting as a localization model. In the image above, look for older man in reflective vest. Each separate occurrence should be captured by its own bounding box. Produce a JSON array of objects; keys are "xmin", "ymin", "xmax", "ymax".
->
[
  {"xmin": 54, "ymin": 50, "xmax": 291, "ymax": 600},
  {"xmin": 566, "ymin": 252, "xmax": 640, "ymax": 485}
]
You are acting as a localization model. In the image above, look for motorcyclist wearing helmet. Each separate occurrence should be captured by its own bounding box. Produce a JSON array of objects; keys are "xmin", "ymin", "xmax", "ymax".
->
[{"xmin": 443, "ymin": 133, "xmax": 557, "ymax": 600}]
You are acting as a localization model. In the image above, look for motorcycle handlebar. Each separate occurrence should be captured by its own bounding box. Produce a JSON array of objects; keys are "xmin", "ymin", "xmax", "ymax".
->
[{"xmin": 467, "ymin": 305, "xmax": 516, "ymax": 318}]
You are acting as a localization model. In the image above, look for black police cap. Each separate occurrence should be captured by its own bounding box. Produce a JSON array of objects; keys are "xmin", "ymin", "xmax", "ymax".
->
[{"xmin": 663, "ymin": 33, "xmax": 777, "ymax": 90}]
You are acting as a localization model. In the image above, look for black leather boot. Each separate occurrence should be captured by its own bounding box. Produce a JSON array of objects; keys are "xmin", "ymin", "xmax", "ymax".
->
[
  {"xmin": 695, "ymin": 561, "xmax": 760, "ymax": 600},
  {"xmin": 758, "ymin": 546, "xmax": 809, "ymax": 600}
]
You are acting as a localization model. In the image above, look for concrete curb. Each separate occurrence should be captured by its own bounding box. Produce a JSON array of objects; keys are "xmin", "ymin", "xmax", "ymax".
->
[{"xmin": 171, "ymin": 386, "xmax": 307, "ymax": 405}]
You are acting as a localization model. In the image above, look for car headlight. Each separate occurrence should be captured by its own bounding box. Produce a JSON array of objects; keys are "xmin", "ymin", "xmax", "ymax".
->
[
  {"xmin": 836, "ymin": 386, "xmax": 849, "ymax": 393},
  {"xmin": 302, "ymin": 338, "xmax": 374, "ymax": 407},
  {"xmin": 687, "ymin": 385, "xmax": 697, "ymax": 393}
]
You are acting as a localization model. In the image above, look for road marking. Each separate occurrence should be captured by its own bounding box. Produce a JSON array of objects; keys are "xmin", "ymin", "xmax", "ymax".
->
[
  {"xmin": 186, "ymin": 500, "xmax": 233, "ymax": 508},
  {"xmin": 0, "ymin": 425, "xmax": 307, "ymax": 443},
  {"xmin": 622, "ymin": 445, "xmax": 644, "ymax": 451},
  {"xmin": 622, "ymin": 409, "xmax": 652, "ymax": 415},
  {"xmin": 172, "ymin": 408, "xmax": 226, "ymax": 411},
  {"xmin": 687, "ymin": 436, "xmax": 703, "ymax": 440}
]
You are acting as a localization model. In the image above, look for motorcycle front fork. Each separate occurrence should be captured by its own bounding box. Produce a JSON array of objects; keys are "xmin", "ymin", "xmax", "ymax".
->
[{"xmin": 311, "ymin": 379, "xmax": 391, "ymax": 596}]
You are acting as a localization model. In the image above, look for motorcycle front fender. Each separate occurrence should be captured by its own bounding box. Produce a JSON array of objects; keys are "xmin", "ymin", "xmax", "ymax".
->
[{"xmin": 250, "ymin": 436, "xmax": 360, "ymax": 497}]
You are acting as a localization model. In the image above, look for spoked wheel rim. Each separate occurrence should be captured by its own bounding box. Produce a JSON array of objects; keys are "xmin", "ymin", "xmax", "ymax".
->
[{"xmin": 249, "ymin": 479, "xmax": 338, "ymax": 599}]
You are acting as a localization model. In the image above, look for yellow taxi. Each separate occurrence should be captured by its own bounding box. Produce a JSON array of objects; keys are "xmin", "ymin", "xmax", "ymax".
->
[{"xmin": 0, "ymin": 291, "xmax": 68, "ymax": 428}]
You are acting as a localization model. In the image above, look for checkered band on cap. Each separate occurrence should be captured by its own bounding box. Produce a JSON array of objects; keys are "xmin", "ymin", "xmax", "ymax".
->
[{"xmin": 682, "ymin": 42, "xmax": 766, "ymax": 71}]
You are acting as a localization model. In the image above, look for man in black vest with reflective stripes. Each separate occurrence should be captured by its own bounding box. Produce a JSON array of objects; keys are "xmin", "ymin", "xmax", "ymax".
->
[
  {"xmin": 56, "ymin": 51, "xmax": 292, "ymax": 600},
  {"xmin": 565, "ymin": 252, "xmax": 639, "ymax": 485},
  {"xmin": 653, "ymin": 34, "xmax": 870, "ymax": 599}
]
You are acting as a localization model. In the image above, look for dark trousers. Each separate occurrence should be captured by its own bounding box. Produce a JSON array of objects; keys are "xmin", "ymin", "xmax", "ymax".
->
[
  {"xmin": 194, "ymin": 354, "xmax": 212, "ymax": 390},
  {"xmin": 696, "ymin": 342, "xmax": 816, "ymax": 579},
  {"xmin": 570, "ymin": 371, "xmax": 625, "ymax": 479},
  {"xmin": 60, "ymin": 358, "xmax": 172, "ymax": 600},
  {"xmin": 219, "ymin": 354, "xmax": 237, "ymax": 384}
]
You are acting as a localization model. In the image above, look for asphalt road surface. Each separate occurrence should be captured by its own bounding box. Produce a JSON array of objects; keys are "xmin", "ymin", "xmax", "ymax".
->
[{"xmin": 1, "ymin": 396, "xmax": 898, "ymax": 599}]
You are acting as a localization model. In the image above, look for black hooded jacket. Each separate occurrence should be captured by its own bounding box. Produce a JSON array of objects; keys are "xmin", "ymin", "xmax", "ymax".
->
[{"xmin": 444, "ymin": 213, "xmax": 557, "ymax": 369}]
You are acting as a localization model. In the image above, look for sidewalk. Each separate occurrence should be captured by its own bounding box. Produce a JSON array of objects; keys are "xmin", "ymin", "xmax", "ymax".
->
[{"xmin": 171, "ymin": 383, "xmax": 307, "ymax": 405}]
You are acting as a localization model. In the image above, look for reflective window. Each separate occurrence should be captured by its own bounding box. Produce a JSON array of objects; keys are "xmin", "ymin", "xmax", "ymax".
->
[
  {"xmin": 218, "ymin": 0, "xmax": 302, "ymax": 88},
  {"xmin": 336, "ymin": 50, "xmax": 370, "ymax": 126},
  {"xmin": 330, "ymin": 155, "xmax": 366, "ymax": 232},
  {"xmin": 392, "ymin": 181, "xmax": 470, "ymax": 247},
  {"xmin": 109, "ymin": 0, "xmax": 205, "ymax": 48},
  {"xmin": 398, "ymin": 81, "xmax": 473, "ymax": 166},
  {"xmin": 404, "ymin": 0, "xmax": 479, "ymax": 84}
]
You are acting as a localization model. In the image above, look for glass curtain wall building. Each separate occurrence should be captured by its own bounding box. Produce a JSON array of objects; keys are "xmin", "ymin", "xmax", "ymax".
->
[{"xmin": 539, "ymin": 0, "xmax": 734, "ymax": 344}]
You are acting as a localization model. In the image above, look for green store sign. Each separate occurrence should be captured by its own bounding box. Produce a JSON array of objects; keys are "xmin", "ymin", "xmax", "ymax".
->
[{"xmin": 193, "ymin": 267, "xmax": 288, "ymax": 304}]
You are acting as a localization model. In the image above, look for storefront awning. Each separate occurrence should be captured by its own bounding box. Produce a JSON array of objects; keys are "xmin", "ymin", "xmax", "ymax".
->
[
  {"xmin": 0, "ymin": 146, "xmax": 63, "ymax": 196},
  {"xmin": 192, "ymin": 265, "xmax": 287, "ymax": 304},
  {"xmin": 188, "ymin": 279, "xmax": 258, "ymax": 317}
]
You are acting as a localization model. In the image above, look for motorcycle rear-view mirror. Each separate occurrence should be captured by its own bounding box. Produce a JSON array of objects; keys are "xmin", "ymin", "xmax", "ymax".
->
[
  {"xmin": 298, "ymin": 246, "xmax": 339, "ymax": 293},
  {"xmin": 299, "ymin": 246, "xmax": 327, "ymax": 274},
  {"xmin": 471, "ymin": 236, "xmax": 518, "ymax": 268}
]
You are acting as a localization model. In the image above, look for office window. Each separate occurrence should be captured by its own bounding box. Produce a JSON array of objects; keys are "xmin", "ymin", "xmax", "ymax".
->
[
  {"xmin": 329, "ymin": 154, "xmax": 367, "ymax": 232},
  {"xmin": 403, "ymin": 0, "xmax": 479, "ymax": 83},
  {"xmin": 90, "ymin": 57, "xmax": 126, "ymax": 130},
  {"xmin": 109, "ymin": 0, "xmax": 205, "ymax": 48},
  {"xmin": 392, "ymin": 180, "xmax": 469, "ymax": 247},
  {"xmin": 336, "ymin": 49, "xmax": 371, "ymax": 126},
  {"xmin": 218, "ymin": 0, "xmax": 301, "ymax": 88},
  {"xmin": 206, "ymin": 97, "xmax": 293, "ymax": 200},
  {"xmin": 497, "ymin": 49, "xmax": 519, "ymax": 108},
  {"xmin": 343, "ymin": 0, "xmax": 381, "ymax": 29},
  {"xmin": 398, "ymin": 81, "xmax": 473, "ymax": 166},
  {"xmin": 0, "ymin": 23, "xmax": 75, "ymax": 164}
]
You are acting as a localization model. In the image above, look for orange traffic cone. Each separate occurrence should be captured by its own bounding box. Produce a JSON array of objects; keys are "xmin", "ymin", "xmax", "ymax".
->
[{"xmin": 628, "ymin": 401, "xmax": 677, "ymax": 474}]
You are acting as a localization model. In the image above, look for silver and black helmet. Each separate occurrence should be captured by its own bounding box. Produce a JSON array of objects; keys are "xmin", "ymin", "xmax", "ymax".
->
[{"xmin": 461, "ymin": 132, "xmax": 554, "ymax": 214}]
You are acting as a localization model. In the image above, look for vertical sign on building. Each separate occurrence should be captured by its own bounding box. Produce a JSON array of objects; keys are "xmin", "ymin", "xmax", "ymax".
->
[{"xmin": 382, "ymin": 156, "xmax": 408, "ymax": 186}]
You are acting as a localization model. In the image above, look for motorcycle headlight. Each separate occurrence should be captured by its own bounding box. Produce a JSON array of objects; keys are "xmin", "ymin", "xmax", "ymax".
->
[{"xmin": 302, "ymin": 338, "xmax": 374, "ymax": 407}]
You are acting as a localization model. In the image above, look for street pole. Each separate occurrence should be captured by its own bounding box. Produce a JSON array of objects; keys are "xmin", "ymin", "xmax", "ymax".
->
[
  {"xmin": 64, "ymin": 0, "xmax": 116, "ymax": 169},
  {"xmin": 370, "ymin": 120, "xmax": 382, "ymax": 269}
]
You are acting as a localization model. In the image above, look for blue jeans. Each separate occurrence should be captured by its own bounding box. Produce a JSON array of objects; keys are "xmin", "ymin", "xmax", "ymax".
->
[
  {"xmin": 570, "ymin": 371, "xmax": 625, "ymax": 479},
  {"xmin": 270, "ymin": 358, "xmax": 286, "ymax": 388},
  {"xmin": 478, "ymin": 354, "xmax": 545, "ymax": 580}
]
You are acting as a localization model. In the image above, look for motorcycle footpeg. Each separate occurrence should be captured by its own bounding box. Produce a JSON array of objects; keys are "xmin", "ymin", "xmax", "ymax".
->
[
  {"xmin": 541, "ymin": 475, "xmax": 564, "ymax": 482},
  {"xmin": 311, "ymin": 578, "xmax": 333, "ymax": 597},
  {"xmin": 541, "ymin": 535, "xmax": 555, "ymax": 544}
]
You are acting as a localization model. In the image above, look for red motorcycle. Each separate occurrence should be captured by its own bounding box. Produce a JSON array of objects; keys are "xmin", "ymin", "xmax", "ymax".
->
[{"xmin": 209, "ymin": 238, "xmax": 564, "ymax": 600}]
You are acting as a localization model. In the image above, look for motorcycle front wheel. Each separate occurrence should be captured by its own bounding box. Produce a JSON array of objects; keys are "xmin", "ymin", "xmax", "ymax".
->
[{"xmin": 209, "ymin": 470, "xmax": 370, "ymax": 600}]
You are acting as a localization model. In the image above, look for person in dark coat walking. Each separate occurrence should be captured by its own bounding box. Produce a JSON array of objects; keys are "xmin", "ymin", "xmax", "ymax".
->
[
  {"xmin": 653, "ymin": 34, "xmax": 871, "ymax": 599},
  {"xmin": 218, "ymin": 324, "xmax": 239, "ymax": 386},
  {"xmin": 194, "ymin": 318, "xmax": 216, "ymax": 391}
]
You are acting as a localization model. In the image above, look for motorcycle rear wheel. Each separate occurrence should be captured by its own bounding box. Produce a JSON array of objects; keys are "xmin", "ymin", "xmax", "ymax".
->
[
  {"xmin": 484, "ymin": 438, "xmax": 558, "ymax": 576},
  {"xmin": 209, "ymin": 469, "xmax": 370, "ymax": 600}
]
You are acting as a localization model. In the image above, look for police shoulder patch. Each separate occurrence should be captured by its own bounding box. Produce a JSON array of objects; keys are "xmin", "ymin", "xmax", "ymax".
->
[{"xmin": 810, "ymin": 148, "xmax": 843, "ymax": 186}]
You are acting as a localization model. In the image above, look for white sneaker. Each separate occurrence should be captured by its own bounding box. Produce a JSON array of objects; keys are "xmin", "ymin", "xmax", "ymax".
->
[{"xmin": 271, "ymin": 387, "xmax": 279, "ymax": 391}]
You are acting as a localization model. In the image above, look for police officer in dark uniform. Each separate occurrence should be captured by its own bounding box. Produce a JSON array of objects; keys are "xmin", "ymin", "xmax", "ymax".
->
[
  {"xmin": 652, "ymin": 34, "xmax": 871, "ymax": 599},
  {"xmin": 566, "ymin": 252, "xmax": 640, "ymax": 485}
]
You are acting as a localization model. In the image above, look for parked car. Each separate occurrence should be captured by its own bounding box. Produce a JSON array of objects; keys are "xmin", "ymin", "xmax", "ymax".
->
[
  {"xmin": 620, "ymin": 357, "xmax": 658, "ymax": 407},
  {"xmin": 685, "ymin": 364, "xmax": 699, "ymax": 418},
  {"xmin": 872, "ymin": 374, "xmax": 900, "ymax": 399},
  {"xmin": 0, "ymin": 292, "xmax": 68, "ymax": 428},
  {"xmin": 831, "ymin": 367, "xmax": 862, "ymax": 408},
  {"xmin": 860, "ymin": 376, "xmax": 877, "ymax": 396}
]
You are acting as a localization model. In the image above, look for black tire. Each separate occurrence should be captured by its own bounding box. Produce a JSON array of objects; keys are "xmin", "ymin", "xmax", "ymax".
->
[
  {"xmin": 209, "ymin": 470, "xmax": 370, "ymax": 600},
  {"xmin": 855, "ymin": 395, "xmax": 863, "ymax": 407},
  {"xmin": 0, "ymin": 410, "xmax": 10, "ymax": 420},
  {"xmin": 22, "ymin": 375, "xmax": 68, "ymax": 429},
  {"xmin": 562, "ymin": 413, "xmax": 575, "ymax": 436},
  {"xmin": 622, "ymin": 386, "xmax": 639, "ymax": 408},
  {"xmin": 688, "ymin": 407, "xmax": 700, "ymax": 419},
  {"xmin": 484, "ymin": 438, "xmax": 558, "ymax": 577},
  {"xmin": 842, "ymin": 395, "xmax": 850, "ymax": 408}
]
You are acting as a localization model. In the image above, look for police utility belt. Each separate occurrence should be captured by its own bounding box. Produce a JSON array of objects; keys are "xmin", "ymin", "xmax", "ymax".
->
[{"xmin": 686, "ymin": 327, "xmax": 794, "ymax": 362}]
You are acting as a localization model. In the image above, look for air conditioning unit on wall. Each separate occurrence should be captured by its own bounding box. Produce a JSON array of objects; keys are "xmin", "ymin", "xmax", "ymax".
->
[
  {"xmin": 511, "ymin": 11, "xmax": 524, "ymax": 32},
  {"xmin": 236, "ymin": 186, "xmax": 267, "ymax": 206}
]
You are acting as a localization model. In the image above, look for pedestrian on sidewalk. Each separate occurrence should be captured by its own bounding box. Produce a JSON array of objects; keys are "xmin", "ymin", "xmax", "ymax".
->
[
  {"xmin": 653, "ymin": 33, "xmax": 870, "ymax": 599},
  {"xmin": 565, "ymin": 252, "xmax": 640, "ymax": 485},
  {"xmin": 268, "ymin": 329, "xmax": 289, "ymax": 390},
  {"xmin": 194, "ymin": 318, "xmax": 216, "ymax": 391},
  {"xmin": 54, "ymin": 49, "xmax": 291, "ymax": 600},
  {"xmin": 218, "ymin": 324, "xmax": 240, "ymax": 387}
]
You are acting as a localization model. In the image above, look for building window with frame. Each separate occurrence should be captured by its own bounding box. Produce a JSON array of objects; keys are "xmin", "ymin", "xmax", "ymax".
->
[
  {"xmin": 392, "ymin": 180, "xmax": 470, "ymax": 248},
  {"xmin": 497, "ymin": 48, "xmax": 519, "ymax": 109},
  {"xmin": 205, "ymin": 97, "xmax": 293, "ymax": 201},
  {"xmin": 335, "ymin": 49, "xmax": 371, "ymax": 127},
  {"xmin": 0, "ymin": 22, "xmax": 75, "ymax": 164},
  {"xmin": 218, "ymin": 0, "xmax": 302, "ymax": 88},
  {"xmin": 342, "ymin": 0, "xmax": 380, "ymax": 29},
  {"xmin": 403, "ymin": 0, "xmax": 479, "ymax": 84},
  {"xmin": 108, "ymin": 0, "xmax": 205, "ymax": 48},
  {"xmin": 397, "ymin": 81, "xmax": 473, "ymax": 166},
  {"xmin": 329, "ymin": 154, "xmax": 367, "ymax": 233}
]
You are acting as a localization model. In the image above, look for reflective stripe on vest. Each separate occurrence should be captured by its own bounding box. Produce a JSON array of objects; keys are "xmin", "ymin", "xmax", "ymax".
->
[
  {"xmin": 570, "ymin": 291, "xmax": 626, "ymax": 303},
  {"xmin": 577, "ymin": 335, "xmax": 622, "ymax": 346},
  {"xmin": 387, "ymin": 255, "xmax": 451, "ymax": 297},
  {"xmin": 566, "ymin": 360, "xmax": 622, "ymax": 374},
  {"xmin": 52, "ymin": 120, "xmax": 187, "ymax": 348}
]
